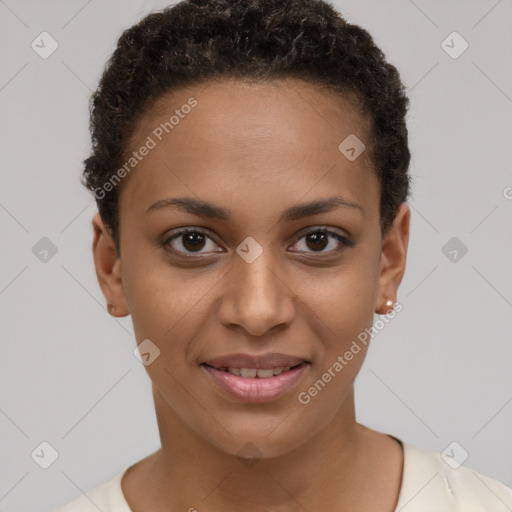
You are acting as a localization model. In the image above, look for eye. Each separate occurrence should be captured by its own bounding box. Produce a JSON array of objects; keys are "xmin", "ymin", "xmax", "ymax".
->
[
  {"xmin": 290, "ymin": 227, "xmax": 355, "ymax": 255},
  {"xmin": 162, "ymin": 228, "xmax": 223, "ymax": 256},
  {"xmin": 162, "ymin": 226, "xmax": 354, "ymax": 258}
]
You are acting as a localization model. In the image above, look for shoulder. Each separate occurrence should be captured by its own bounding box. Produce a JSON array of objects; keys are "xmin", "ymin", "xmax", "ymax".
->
[
  {"xmin": 395, "ymin": 440, "xmax": 512, "ymax": 511},
  {"xmin": 54, "ymin": 468, "xmax": 131, "ymax": 512}
]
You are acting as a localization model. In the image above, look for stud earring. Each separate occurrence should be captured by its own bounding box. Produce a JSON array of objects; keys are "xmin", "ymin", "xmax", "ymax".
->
[{"xmin": 385, "ymin": 299, "xmax": 394, "ymax": 313}]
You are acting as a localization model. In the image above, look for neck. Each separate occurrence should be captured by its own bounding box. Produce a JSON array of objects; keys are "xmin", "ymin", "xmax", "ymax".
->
[{"xmin": 128, "ymin": 386, "xmax": 396, "ymax": 512}]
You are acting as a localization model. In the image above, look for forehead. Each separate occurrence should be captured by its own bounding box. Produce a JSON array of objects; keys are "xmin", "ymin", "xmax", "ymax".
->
[
  {"xmin": 119, "ymin": 78, "xmax": 378, "ymax": 222},
  {"xmin": 135, "ymin": 78, "xmax": 368, "ymax": 149}
]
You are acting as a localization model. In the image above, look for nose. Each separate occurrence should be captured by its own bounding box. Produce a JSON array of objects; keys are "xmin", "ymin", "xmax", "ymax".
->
[{"xmin": 217, "ymin": 248, "xmax": 295, "ymax": 337}]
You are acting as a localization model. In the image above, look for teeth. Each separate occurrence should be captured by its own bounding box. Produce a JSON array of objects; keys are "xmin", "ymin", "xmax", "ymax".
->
[
  {"xmin": 256, "ymin": 368, "xmax": 274, "ymax": 378},
  {"xmin": 218, "ymin": 365, "xmax": 300, "ymax": 378},
  {"xmin": 240, "ymin": 368, "xmax": 257, "ymax": 378}
]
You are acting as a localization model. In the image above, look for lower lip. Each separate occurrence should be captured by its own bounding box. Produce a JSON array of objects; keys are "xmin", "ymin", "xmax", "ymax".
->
[{"xmin": 201, "ymin": 362, "xmax": 309, "ymax": 403}]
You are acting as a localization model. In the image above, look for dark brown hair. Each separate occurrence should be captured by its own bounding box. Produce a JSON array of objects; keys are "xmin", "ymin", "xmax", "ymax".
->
[{"xmin": 82, "ymin": 0, "xmax": 411, "ymax": 254}]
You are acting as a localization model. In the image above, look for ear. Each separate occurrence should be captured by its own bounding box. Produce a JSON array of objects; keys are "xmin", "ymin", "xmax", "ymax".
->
[
  {"xmin": 92, "ymin": 212, "xmax": 129, "ymax": 317},
  {"xmin": 375, "ymin": 203, "xmax": 410, "ymax": 314}
]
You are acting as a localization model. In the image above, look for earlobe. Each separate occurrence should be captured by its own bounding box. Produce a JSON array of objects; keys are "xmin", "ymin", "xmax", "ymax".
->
[
  {"xmin": 91, "ymin": 213, "xmax": 129, "ymax": 317},
  {"xmin": 375, "ymin": 203, "xmax": 410, "ymax": 315}
]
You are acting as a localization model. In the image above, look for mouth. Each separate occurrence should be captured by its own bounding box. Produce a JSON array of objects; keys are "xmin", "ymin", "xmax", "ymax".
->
[
  {"xmin": 200, "ymin": 360, "xmax": 310, "ymax": 403},
  {"xmin": 202, "ymin": 362, "xmax": 304, "ymax": 378}
]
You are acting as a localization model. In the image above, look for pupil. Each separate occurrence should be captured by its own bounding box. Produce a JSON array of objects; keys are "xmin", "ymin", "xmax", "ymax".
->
[
  {"xmin": 180, "ymin": 231, "xmax": 329, "ymax": 253},
  {"xmin": 307, "ymin": 232, "xmax": 327, "ymax": 251},
  {"xmin": 183, "ymin": 233, "xmax": 205, "ymax": 252}
]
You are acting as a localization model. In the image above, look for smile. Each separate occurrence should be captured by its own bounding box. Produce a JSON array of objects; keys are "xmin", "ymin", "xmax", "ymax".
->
[
  {"xmin": 206, "ymin": 364, "xmax": 302, "ymax": 378},
  {"xmin": 201, "ymin": 362, "xmax": 309, "ymax": 403}
]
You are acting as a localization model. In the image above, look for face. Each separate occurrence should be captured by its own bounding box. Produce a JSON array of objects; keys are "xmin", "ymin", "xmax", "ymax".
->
[{"xmin": 92, "ymin": 78, "xmax": 409, "ymax": 459}]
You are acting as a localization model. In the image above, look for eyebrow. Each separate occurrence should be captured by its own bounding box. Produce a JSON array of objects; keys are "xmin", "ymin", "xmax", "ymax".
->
[{"xmin": 146, "ymin": 195, "xmax": 362, "ymax": 222}]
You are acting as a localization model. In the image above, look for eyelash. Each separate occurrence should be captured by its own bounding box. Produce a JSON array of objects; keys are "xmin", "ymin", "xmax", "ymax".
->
[{"xmin": 161, "ymin": 226, "xmax": 355, "ymax": 258}]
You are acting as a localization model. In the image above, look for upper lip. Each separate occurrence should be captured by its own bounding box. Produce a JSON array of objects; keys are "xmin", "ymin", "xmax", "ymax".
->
[{"xmin": 202, "ymin": 352, "xmax": 309, "ymax": 369}]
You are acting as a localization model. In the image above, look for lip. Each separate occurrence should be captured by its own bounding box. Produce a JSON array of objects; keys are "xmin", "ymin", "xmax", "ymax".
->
[
  {"xmin": 202, "ymin": 352, "xmax": 308, "ymax": 369},
  {"xmin": 201, "ymin": 361, "xmax": 310, "ymax": 403}
]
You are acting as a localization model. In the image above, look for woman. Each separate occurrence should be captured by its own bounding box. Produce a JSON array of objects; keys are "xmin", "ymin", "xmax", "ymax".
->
[{"xmin": 56, "ymin": 0, "xmax": 512, "ymax": 510}]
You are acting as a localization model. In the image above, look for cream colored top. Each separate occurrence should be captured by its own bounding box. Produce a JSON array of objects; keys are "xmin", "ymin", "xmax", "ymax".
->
[{"xmin": 55, "ymin": 439, "xmax": 512, "ymax": 511}]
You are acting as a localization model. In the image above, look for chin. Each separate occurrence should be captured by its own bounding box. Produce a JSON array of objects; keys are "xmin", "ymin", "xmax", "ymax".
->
[{"xmin": 200, "ymin": 418, "xmax": 315, "ymax": 462}]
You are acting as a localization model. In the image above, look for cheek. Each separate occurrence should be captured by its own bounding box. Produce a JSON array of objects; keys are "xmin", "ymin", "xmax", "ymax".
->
[
  {"xmin": 293, "ymin": 252, "xmax": 380, "ymax": 408},
  {"xmin": 294, "ymin": 270, "xmax": 376, "ymax": 417},
  {"xmin": 121, "ymin": 251, "xmax": 208, "ymax": 346},
  {"xmin": 326, "ymin": 276, "xmax": 376, "ymax": 352},
  {"xmin": 298, "ymin": 253, "xmax": 379, "ymax": 346},
  {"xmin": 308, "ymin": 285, "xmax": 373, "ymax": 390}
]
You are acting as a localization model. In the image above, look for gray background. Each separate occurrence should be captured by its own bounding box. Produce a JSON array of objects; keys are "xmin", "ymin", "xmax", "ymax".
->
[{"xmin": 0, "ymin": 0, "xmax": 511, "ymax": 510}]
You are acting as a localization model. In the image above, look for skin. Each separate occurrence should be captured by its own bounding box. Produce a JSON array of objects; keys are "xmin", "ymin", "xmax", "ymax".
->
[{"xmin": 92, "ymin": 78, "xmax": 410, "ymax": 511}]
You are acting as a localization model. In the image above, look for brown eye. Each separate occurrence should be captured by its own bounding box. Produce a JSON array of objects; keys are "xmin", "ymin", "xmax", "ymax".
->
[
  {"xmin": 163, "ymin": 228, "xmax": 222, "ymax": 256},
  {"xmin": 291, "ymin": 228, "xmax": 354, "ymax": 254},
  {"xmin": 181, "ymin": 232, "xmax": 207, "ymax": 252},
  {"xmin": 304, "ymin": 231, "xmax": 329, "ymax": 251}
]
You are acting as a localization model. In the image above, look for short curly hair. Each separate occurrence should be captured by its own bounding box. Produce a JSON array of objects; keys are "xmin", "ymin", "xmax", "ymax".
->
[{"xmin": 83, "ymin": 0, "xmax": 411, "ymax": 254}]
